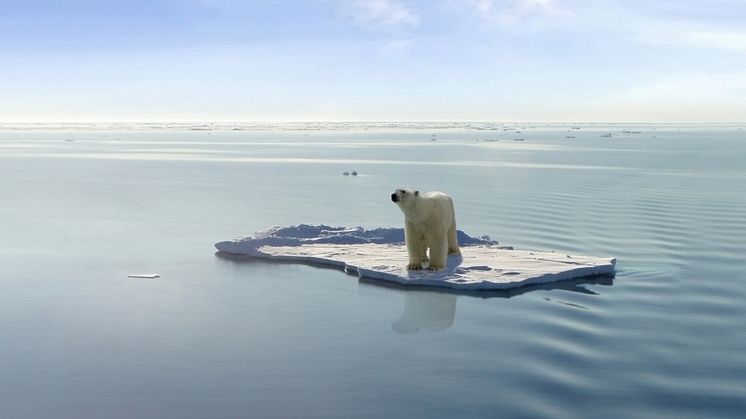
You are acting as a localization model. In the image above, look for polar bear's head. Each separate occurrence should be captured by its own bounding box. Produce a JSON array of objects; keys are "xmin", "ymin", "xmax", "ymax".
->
[{"xmin": 391, "ymin": 188, "xmax": 419, "ymax": 208}]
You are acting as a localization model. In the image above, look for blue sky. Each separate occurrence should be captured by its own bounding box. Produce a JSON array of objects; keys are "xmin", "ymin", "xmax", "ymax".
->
[{"xmin": 1, "ymin": 0, "xmax": 745, "ymax": 122}]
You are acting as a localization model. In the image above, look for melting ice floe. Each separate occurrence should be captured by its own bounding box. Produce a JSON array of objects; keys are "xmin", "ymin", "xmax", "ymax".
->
[{"xmin": 215, "ymin": 225, "xmax": 615, "ymax": 291}]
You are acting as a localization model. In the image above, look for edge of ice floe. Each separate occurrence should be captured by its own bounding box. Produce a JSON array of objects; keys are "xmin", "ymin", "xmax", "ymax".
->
[
  {"xmin": 215, "ymin": 224, "xmax": 499, "ymax": 254},
  {"xmin": 214, "ymin": 224, "xmax": 615, "ymax": 291}
]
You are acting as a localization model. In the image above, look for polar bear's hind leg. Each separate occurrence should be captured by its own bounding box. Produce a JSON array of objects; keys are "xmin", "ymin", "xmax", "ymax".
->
[{"xmin": 447, "ymin": 218, "xmax": 460, "ymax": 256}]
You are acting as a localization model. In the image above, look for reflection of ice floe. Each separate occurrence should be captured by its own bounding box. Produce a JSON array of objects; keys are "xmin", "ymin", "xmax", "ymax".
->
[{"xmin": 215, "ymin": 225, "xmax": 615, "ymax": 291}]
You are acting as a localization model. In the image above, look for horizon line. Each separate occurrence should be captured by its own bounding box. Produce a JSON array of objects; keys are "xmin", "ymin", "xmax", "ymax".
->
[{"xmin": 2, "ymin": 120, "xmax": 745, "ymax": 125}]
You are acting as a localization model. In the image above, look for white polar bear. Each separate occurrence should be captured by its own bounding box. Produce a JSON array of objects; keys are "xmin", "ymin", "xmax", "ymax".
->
[{"xmin": 391, "ymin": 188, "xmax": 461, "ymax": 271}]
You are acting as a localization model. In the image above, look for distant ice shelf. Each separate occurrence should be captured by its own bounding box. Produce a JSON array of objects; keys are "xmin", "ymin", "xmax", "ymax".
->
[{"xmin": 214, "ymin": 225, "xmax": 616, "ymax": 291}]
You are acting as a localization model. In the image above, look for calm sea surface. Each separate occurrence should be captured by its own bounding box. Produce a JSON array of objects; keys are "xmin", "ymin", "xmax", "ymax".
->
[{"xmin": 1, "ymin": 124, "xmax": 745, "ymax": 418}]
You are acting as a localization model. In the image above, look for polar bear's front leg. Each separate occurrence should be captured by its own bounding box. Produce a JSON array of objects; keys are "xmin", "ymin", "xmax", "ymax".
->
[
  {"xmin": 405, "ymin": 221, "xmax": 426, "ymax": 270},
  {"xmin": 427, "ymin": 239, "xmax": 448, "ymax": 271}
]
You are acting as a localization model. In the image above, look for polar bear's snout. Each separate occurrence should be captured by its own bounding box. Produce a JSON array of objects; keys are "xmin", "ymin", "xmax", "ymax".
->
[{"xmin": 391, "ymin": 193, "xmax": 399, "ymax": 202}]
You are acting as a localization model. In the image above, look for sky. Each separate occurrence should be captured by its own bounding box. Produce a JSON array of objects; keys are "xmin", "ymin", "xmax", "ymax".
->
[{"xmin": 1, "ymin": 0, "xmax": 745, "ymax": 122}]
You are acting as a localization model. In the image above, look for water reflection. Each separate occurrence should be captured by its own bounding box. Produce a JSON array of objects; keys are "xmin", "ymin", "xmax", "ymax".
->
[
  {"xmin": 215, "ymin": 253, "xmax": 614, "ymax": 336},
  {"xmin": 358, "ymin": 274, "xmax": 613, "ymax": 299},
  {"xmin": 392, "ymin": 292, "xmax": 457, "ymax": 334},
  {"xmin": 379, "ymin": 276, "xmax": 613, "ymax": 334}
]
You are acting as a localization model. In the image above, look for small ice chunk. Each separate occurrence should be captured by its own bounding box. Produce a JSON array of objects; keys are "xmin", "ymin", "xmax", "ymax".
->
[
  {"xmin": 464, "ymin": 265, "xmax": 492, "ymax": 271},
  {"xmin": 128, "ymin": 274, "xmax": 160, "ymax": 278}
]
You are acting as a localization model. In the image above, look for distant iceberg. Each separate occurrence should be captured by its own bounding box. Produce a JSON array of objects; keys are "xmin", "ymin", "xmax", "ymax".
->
[{"xmin": 215, "ymin": 225, "xmax": 615, "ymax": 291}]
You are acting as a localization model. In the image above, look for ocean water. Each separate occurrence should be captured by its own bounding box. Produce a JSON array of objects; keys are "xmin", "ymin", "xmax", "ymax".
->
[{"xmin": 1, "ymin": 123, "xmax": 745, "ymax": 418}]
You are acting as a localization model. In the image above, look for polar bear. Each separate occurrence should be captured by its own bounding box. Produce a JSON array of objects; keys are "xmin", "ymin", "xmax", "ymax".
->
[{"xmin": 391, "ymin": 188, "xmax": 460, "ymax": 271}]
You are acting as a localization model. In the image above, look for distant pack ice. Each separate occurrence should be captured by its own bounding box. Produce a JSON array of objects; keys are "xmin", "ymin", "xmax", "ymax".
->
[{"xmin": 214, "ymin": 225, "xmax": 615, "ymax": 291}]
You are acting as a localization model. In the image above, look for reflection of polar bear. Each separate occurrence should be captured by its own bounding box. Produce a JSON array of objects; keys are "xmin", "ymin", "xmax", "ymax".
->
[
  {"xmin": 392, "ymin": 292, "xmax": 457, "ymax": 333},
  {"xmin": 391, "ymin": 188, "xmax": 460, "ymax": 271}
]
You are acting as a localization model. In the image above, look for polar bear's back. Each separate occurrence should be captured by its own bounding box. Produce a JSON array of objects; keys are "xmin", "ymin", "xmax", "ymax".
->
[
  {"xmin": 414, "ymin": 191, "xmax": 456, "ymax": 221},
  {"xmin": 421, "ymin": 191, "xmax": 454, "ymax": 209},
  {"xmin": 422, "ymin": 191, "xmax": 450, "ymax": 200}
]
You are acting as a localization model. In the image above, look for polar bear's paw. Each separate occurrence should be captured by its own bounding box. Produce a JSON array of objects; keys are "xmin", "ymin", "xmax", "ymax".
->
[{"xmin": 407, "ymin": 263, "xmax": 423, "ymax": 271}]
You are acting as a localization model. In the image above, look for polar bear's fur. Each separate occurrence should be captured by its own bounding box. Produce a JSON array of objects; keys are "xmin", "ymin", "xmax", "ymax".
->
[{"xmin": 391, "ymin": 188, "xmax": 460, "ymax": 271}]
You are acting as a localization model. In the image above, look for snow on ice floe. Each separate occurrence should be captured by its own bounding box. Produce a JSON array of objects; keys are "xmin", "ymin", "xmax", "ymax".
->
[{"xmin": 215, "ymin": 225, "xmax": 616, "ymax": 291}]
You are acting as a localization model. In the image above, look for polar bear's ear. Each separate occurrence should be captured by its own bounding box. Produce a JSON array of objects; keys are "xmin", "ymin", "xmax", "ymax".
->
[{"xmin": 415, "ymin": 190, "xmax": 419, "ymax": 197}]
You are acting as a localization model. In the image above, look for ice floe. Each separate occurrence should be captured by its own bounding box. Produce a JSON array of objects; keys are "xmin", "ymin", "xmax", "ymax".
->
[{"xmin": 215, "ymin": 225, "xmax": 615, "ymax": 291}]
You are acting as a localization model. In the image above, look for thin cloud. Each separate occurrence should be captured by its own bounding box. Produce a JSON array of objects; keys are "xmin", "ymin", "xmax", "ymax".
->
[
  {"xmin": 378, "ymin": 39, "xmax": 416, "ymax": 57},
  {"xmin": 471, "ymin": 0, "xmax": 574, "ymax": 21},
  {"xmin": 343, "ymin": 0, "xmax": 419, "ymax": 29},
  {"xmin": 574, "ymin": 2, "xmax": 746, "ymax": 52},
  {"xmin": 681, "ymin": 31, "xmax": 746, "ymax": 51}
]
